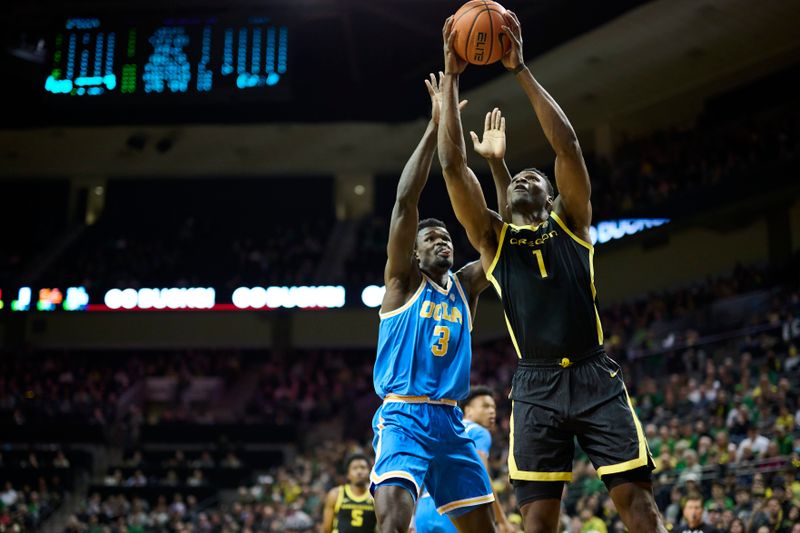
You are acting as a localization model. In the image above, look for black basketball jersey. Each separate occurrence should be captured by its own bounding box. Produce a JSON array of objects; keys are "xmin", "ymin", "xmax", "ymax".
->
[
  {"xmin": 332, "ymin": 485, "xmax": 377, "ymax": 533},
  {"xmin": 486, "ymin": 211, "xmax": 603, "ymax": 363}
]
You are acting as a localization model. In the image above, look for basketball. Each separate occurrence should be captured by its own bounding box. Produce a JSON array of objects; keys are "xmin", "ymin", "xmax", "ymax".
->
[{"xmin": 452, "ymin": 0, "xmax": 509, "ymax": 65}]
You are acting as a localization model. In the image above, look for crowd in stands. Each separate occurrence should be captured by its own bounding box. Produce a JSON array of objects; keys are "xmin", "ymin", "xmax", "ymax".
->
[
  {"xmin": 14, "ymin": 255, "xmax": 789, "ymax": 531},
  {"xmin": 0, "ymin": 351, "xmax": 261, "ymax": 431},
  {"xmin": 0, "ymin": 478, "xmax": 63, "ymax": 531},
  {"xmin": 0, "ymin": 353, "xmax": 138, "ymax": 427},
  {"xmin": 590, "ymin": 107, "xmax": 799, "ymax": 219},
  {"xmin": 0, "ymin": 449, "xmax": 79, "ymax": 531}
]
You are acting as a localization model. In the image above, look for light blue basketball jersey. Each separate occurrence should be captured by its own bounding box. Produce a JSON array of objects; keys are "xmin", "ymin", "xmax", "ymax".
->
[
  {"xmin": 374, "ymin": 272, "xmax": 472, "ymax": 401},
  {"xmin": 463, "ymin": 420, "xmax": 492, "ymax": 456}
]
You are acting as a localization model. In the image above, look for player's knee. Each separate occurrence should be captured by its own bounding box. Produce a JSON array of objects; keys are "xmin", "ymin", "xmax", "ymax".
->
[
  {"xmin": 377, "ymin": 508, "xmax": 412, "ymax": 533},
  {"xmin": 452, "ymin": 503, "xmax": 496, "ymax": 533},
  {"xmin": 378, "ymin": 516, "xmax": 411, "ymax": 533},
  {"xmin": 375, "ymin": 486, "xmax": 415, "ymax": 532}
]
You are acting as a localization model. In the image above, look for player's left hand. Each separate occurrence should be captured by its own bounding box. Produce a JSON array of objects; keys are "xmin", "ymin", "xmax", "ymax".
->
[
  {"xmin": 500, "ymin": 10, "xmax": 525, "ymax": 71},
  {"xmin": 425, "ymin": 72, "xmax": 468, "ymax": 125},
  {"xmin": 470, "ymin": 107, "xmax": 506, "ymax": 160},
  {"xmin": 443, "ymin": 17, "xmax": 468, "ymax": 75}
]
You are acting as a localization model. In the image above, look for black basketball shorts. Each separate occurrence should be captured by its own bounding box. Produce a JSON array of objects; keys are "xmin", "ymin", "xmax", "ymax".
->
[{"xmin": 509, "ymin": 352, "xmax": 654, "ymax": 483}]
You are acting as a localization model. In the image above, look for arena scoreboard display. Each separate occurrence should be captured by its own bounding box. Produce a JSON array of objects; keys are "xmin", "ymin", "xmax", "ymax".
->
[{"xmin": 43, "ymin": 15, "xmax": 289, "ymax": 99}]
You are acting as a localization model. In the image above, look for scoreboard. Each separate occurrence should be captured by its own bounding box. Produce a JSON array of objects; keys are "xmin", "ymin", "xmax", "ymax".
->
[{"xmin": 43, "ymin": 16, "xmax": 289, "ymax": 99}]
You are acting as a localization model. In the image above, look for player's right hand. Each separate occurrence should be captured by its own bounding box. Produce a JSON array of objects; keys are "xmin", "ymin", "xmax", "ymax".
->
[
  {"xmin": 501, "ymin": 10, "xmax": 525, "ymax": 71},
  {"xmin": 470, "ymin": 108, "xmax": 506, "ymax": 160},
  {"xmin": 442, "ymin": 17, "xmax": 468, "ymax": 75}
]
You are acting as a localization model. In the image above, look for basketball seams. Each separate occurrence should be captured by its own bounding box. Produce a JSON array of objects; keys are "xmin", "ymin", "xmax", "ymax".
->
[
  {"xmin": 453, "ymin": 0, "xmax": 507, "ymax": 65},
  {"xmin": 485, "ymin": 1, "xmax": 495, "ymax": 65},
  {"xmin": 463, "ymin": 6, "xmax": 486, "ymax": 63},
  {"xmin": 453, "ymin": 1, "xmax": 485, "ymax": 26}
]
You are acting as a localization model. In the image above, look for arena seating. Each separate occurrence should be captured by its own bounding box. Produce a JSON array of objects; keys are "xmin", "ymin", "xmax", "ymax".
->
[{"xmin": 2, "ymin": 254, "xmax": 797, "ymax": 531}]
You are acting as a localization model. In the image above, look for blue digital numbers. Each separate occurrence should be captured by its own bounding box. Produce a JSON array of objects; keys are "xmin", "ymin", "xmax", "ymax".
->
[
  {"xmin": 45, "ymin": 25, "xmax": 117, "ymax": 95},
  {"xmin": 231, "ymin": 24, "xmax": 288, "ymax": 89},
  {"xmin": 46, "ymin": 16, "xmax": 288, "ymax": 97},
  {"xmin": 196, "ymin": 26, "xmax": 213, "ymax": 91},
  {"xmin": 143, "ymin": 27, "xmax": 191, "ymax": 93}
]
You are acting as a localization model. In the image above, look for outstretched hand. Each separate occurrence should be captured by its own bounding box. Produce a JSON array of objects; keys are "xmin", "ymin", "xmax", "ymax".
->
[
  {"xmin": 425, "ymin": 71, "xmax": 468, "ymax": 125},
  {"xmin": 501, "ymin": 10, "xmax": 525, "ymax": 71},
  {"xmin": 442, "ymin": 17, "xmax": 468, "ymax": 75},
  {"xmin": 470, "ymin": 107, "xmax": 506, "ymax": 160}
]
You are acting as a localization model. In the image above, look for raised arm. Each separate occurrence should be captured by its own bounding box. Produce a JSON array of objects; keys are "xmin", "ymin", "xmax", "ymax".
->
[
  {"xmin": 383, "ymin": 74, "xmax": 466, "ymax": 312},
  {"xmin": 471, "ymin": 108, "xmax": 512, "ymax": 221},
  {"xmin": 501, "ymin": 11, "xmax": 592, "ymax": 235},
  {"xmin": 438, "ymin": 18, "xmax": 502, "ymax": 265}
]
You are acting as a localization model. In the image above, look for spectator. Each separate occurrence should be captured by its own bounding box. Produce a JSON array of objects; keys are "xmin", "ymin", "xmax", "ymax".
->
[
  {"xmin": 736, "ymin": 425, "xmax": 771, "ymax": 462},
  {"xmin": 53, "ymin": 450, "xmax": 71, "ymax": 468},
  {"xmin": 221, "ymin": 451, "xmax": 242, "ymax": 469},
  {"xmin": 677, "ymin": 496, "xmax": 717, "ymax": 533}
]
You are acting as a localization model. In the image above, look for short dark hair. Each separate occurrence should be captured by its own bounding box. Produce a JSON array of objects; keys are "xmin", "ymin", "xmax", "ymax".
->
[
  {"xmin": 418, "ymin": 218, "xmax": 447, "ymax": 232},
  {"xmin": 461, "ymin": 386, "xmax": 494, "ymax": 409},
  {"xmin": 521, "ymin": 167, "xmax": 555, "ymax": 198},
  {"xmin": 344, "ymin": 453, "xmax": 369, "ymax": 472},
  {"xmin": 683, "ymin": 495, "xmax": 703, "ymax": 508}
]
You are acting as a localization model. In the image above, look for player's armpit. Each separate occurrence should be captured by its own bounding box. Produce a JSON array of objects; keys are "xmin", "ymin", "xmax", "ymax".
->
[
  {"xmin": 457, "ymin": 260, "xmax": 491, "ymax": 299},
  {"xmin": 553, "ymin": 147, "xmax": 592, "ymax": 231}
]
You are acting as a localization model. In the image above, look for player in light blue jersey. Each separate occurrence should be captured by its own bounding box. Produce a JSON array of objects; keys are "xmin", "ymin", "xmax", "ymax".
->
[
  {"xmin": 414, "ymin": 387, "xmax": 516, "ymax": 533},
  {"xmin": 370, "ymin": 74, "xmax": 496, "ymax": 533}
]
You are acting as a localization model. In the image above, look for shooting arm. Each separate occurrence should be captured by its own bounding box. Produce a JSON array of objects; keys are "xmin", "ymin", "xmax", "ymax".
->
[
  {"xmin": 502, "ymin": 11, "xmax": 591, "ymax": 230},
  {"xmin": 515, "ymin": 67, "xmax": 591, "ymax": 227},
  {"xmin": 438, "ymin": 72, "xmax": 499, "ymax": 256}
]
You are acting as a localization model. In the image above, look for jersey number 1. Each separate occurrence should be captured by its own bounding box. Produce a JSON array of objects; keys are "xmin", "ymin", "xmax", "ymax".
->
[
  {"xmin": 432, "ymin": 326, "xmax": 450, "ymax": 357},
  {"xmin": 532, "ymin": 249, "xmax": 549, "ymax": 278}
]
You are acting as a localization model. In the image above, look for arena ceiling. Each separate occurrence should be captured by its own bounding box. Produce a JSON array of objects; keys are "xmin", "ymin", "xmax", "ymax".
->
[{"xmin": 1, "ymin": 0, "xmax": 799, "ymax": 177}]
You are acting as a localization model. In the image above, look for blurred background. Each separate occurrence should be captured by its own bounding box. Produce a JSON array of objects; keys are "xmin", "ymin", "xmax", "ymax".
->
[{"xmin": 1, "ymin": 0, "xmax": 799, "ymax": 531}]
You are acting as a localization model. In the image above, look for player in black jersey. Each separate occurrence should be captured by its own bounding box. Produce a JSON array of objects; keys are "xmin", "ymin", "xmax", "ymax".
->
[
  {"xmin": 437, "ymin": 13, "xmax": 667, "ymax": 533},
  {"xmin": 322, "ymin": 454, "xmax": 378, "ymax": 533}
]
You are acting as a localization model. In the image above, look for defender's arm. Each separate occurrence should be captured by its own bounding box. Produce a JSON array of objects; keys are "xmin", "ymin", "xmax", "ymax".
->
[{"xmin": 471, "ymin": 108, "xmax": 512, "ymax": 221}]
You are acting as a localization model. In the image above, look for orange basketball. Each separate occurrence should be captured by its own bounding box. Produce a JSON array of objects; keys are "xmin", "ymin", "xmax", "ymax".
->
[{"xmin": 452, "ymin": 0, "xmax": 509, "ymax": 65}]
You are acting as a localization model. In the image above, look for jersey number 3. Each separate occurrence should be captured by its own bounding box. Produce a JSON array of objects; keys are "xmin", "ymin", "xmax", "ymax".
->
[
  {"xmin": 351, "ymin": 509, "xmax": 364, "ymax": 527},
  {"xmin": 432, "ymin": 326, "xmax": 450, "ymax": 357},
  {"xmin": 532, "ymin": 249, "xmax": 549, "ymax": 278}
]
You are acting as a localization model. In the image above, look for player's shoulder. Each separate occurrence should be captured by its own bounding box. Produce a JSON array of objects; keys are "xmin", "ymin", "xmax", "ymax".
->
[
  {"xmin": 464, "ymin": 420, "xmax": 490, "ymax": 437},
  {"xmin": 327, "ymin": 485, "xmax": 342, "ymax": 501}
]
